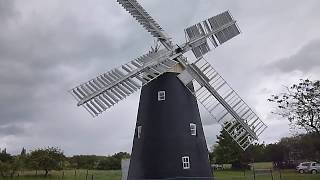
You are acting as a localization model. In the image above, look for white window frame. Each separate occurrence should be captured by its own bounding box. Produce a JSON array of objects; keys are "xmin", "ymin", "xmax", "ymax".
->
[
  {"xmin": 137, "ymin": 126, "xmax": 142, "ymax": 139},
  {"xmin": 158, "ymin": 91, "xmax": 166, "ymax": 101},
  {"xmin": 182, "ymin": 156, "xmax": 190, "ymax": 169},
  {"xmin": 190, "ymin": 123, "xmax": 197, "ymax": 136}
]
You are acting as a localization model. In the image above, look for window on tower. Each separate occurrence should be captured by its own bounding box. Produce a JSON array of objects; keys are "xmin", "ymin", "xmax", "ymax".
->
[
  {"xmin": 190, "ymin": 123, "xmax": 197, "ymax": 136},
  {"xmin": 158, "ymin": 91, "xmax": 166, "ymax": 101},
  {"xmin": 137, "ymin": 126, "xmax": 142, "ymax": 139},
  {"xmin": 182, "ymin": 156, "xmax": 190, "ymax": 169}
]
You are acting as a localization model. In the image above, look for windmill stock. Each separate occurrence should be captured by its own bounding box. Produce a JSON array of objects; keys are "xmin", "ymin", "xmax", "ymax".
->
[{"xmin": 70, "ymin": 0, "xmax": 267, "ymax": 179}]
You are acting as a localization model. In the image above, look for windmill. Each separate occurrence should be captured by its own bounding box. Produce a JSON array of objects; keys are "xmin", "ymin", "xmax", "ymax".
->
[{"xmin": 70, "ymin": 0, "xmax": 267, "ymax": 179}]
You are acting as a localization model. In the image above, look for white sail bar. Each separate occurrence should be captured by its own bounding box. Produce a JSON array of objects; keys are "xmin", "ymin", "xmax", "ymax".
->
[
  {"xmin": 178, "ymin": 58, "xmax": 267, "ymax": 150},
  {"xmin": 70, "ymin": 49, "xmax": 178, "ymax": 117},
  {"xmin": 117, "ymin": 0, "xmax": 174, "ymax": 50},
  {"xmin": 183, "ymin": 11, "xmax": 240, "ymax": 59}
]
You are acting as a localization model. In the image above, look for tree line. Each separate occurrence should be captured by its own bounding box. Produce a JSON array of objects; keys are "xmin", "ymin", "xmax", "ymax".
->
[
  {"xmin": 210, "ymin": 78, "xmax": 320, "ymax": 169},
  {"xmin": 2, "ymin": 129, "xmax": 318, "ymax": 177},
  {"xmin": 210, "ymin": 129, "xmax": 320, "ymax": 169},
  {"xmin": 0, "ymin": 147, "xmax": 130, "ymax": 178}
]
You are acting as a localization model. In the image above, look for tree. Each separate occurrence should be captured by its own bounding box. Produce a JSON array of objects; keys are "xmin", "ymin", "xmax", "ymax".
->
[
  {"xmin": 0, "ymin": 150, "xmax": 13, "ymax": 177},
  {"xmin": 97, "ymin": 152, "xmax": 130, "ymax": 170},
  {"xmin": 27, "ymin": 147, "xmax": 65, "ymax": 176},
  {"xmin": 268, "ymin": 79, "xmax": 320, "ymax": 135},
  {"xmin": 211, "ymin": 127, "xmax": 271, "ymax": 169},
  {"xmin": 212, "ymin": 129, "xmax": 243, "ymax": 167},
  {"xmin": 0, "ymin": 150, "xmax": 21, "ymax": 178},
  {"xmin": 69, "ymin": 155, "xmax": 100, "ymax": 169},
  {"xmin": 20, "ymin": 148, "xmax": 26, "ymax": 157}
]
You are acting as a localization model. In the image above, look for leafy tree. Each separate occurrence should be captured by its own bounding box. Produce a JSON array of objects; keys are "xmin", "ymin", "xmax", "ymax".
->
[
  {"xmin": 0, "ymin": 150, "xmax": 13, "ymax": 177},
  {"xmin": 97, "ymin": 152, "xmax": 130, "ymax": 170},
  {"xmin": 69, "ymin": 155, "xmax": 100, "ymax": 169},
  {"xmin": 278, "ymin": 133, "xmax": 320, "ymax": 161},
  {"xmin": 19, "ymin": 147, "xmax": 27, "ymax": 171},
  {"xmin": 27, "ymin": 147, "xmax": 65, "ymax": 176},
  {"xmin": 264, "ymin": 143, "xmax": 286, "ymax": 162},
  {"xmin": 244, "ymin": 143, "xmax": 267, "ymax": 162},
  {"xmin": 70, "ymin": 152, "xmax": 130, "ymax": 170},
  {"xmin": 212, "ymin": 128, "xmax": 272, "ymax": 168},
  {"xmin": 0, "ymin": 150, "xmax": 21, "ymax": 178},
  {"xmin": 212, "ymin": 129, "xmax": 243, "ymax": 165},
  {"xmin": 298, "ymin": 133, "xmax": 320, "ymax": 160},
  {"xmin": 268, "ymin": 79, "xmax": 320, "ymax": 135},
  {"xmin": 20, "ymin": 147, "xmax": 26, "ymax": 157}
]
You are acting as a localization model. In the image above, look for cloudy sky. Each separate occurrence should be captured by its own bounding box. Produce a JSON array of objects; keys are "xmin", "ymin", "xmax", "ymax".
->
[{"xmin": 1, "ymin": 0, "xmax": 320, "ymax": 156}]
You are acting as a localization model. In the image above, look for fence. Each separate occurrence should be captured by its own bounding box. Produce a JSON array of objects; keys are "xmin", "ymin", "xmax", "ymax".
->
[
  {"xmin": 11, "ymin": 169, "xmax": 121, "ymax": 180},
  {"xmin": 7, "ymin": 168, "xmax": 310, "ymax": 180}
]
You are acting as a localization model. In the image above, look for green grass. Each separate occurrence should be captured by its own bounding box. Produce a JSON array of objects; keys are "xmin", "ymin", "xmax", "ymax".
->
[
  {"xmin": 252, "ymin": 162, "xmax": 274, "ymax": 169},
  {"xmin": 1, "ymin": 170, "xmax": 121, "ymax": 180},
  {"xmin": 215, "ymin": 169, "xmax": 320, "ymax": 180},
  {"xmin": 1, "ymin": 169, "xmax": 320, "ymax": 180}
]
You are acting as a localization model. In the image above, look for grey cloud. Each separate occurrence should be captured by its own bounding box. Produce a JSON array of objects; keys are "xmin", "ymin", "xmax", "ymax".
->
[
  {"xmin": 266, "ymin": 39, "xmax": 320, "ymax": 73},
  {"xmin": 0, "ymin": 0, "xmax": 147, "ymax": 153},
  {"xmin": 0, "ymin": 0, "xmax": 148, "ymax": 127},
  {"xmin": 1, "ymin": 0, "xmax": 320, "ymax": 155},
  {"xmin": 0, "ymin": 124, "xmax": 26, "ymax": 136},
  {"xmin": 0, "ymin": 0, "xmax": 17, "ymax": 23}
]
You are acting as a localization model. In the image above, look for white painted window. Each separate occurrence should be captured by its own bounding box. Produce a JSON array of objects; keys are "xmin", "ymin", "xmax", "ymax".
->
[
  {"xmin": 190, "ymin": 123, "xmax": 197, "ymax": 136},
  {"xmin": 182, "ymin": 156, "xmax": 190, "ymax": 169},
  {"xmin": 137, "ymin": 126, "xmax": 142, "ymax": 139},
  {"xmin": 158, "ymin": 91, "xmax": 166, "ymax": 101}
]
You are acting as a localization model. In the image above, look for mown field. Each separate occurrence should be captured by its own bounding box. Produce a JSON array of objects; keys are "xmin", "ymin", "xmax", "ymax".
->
[
  {"xmin": 215, "ymin": 170, "xmax": 320, "ymax": 180},
  {"xmin": 1, "ymin": 169, "xmax": 320, "ymax": 180},
  {"xmin": 0, "ymin": 170, "xmax": 120, "ymax": 180}
]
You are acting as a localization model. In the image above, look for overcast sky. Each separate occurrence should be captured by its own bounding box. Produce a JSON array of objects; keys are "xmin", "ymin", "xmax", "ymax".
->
[{"xmin": 1, "ymin": 0, "xmax": 320, "ymax": 156}]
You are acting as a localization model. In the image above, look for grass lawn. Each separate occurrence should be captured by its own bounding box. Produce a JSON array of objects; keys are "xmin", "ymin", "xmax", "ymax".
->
[
  {"xmin": 1, "ymin": 170, "xmax": 121, "ymax": 180},
  {"xmin": 252, "ymin": 162, "xmax": 274, "ymax": 169},
  {"xmin": 215, "ymin": 169, "xmax": 320, "ymax": 180},
  {"xmin": 1, "ymin": 169, "xmax": 320, "ymax": 180}
]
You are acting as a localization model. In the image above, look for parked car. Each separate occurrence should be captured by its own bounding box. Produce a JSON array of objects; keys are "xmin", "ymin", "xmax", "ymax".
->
[
  {"xmin": 296, "ymin": 162, "xmax": 317, "ymax": 173},
  {"xmin": 308, "ymin": 162, "xmax": 320, "ymax": 174}
]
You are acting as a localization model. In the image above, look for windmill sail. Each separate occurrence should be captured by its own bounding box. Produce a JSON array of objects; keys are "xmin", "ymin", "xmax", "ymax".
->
[
  {"xmin": 183, "ymin": 11, "xmax": 240, "ymax": 59},
  {"xmin": 178, "ymin": 58, "xmax": 267, "ymax": 150},
  {"xmin": 117, "ymin": 0, "xmax": 173, "ymax": 49},
  {"xmin": 70, "ymin": 49, "xmax": 177, "ymax": 116},
  {"xmin": 70, "ymin": 0, "xmax": 267, "ymax": 151},
  {"xmin": 179, "ymin": 11, "xmax": 266, "ymax": 150}
]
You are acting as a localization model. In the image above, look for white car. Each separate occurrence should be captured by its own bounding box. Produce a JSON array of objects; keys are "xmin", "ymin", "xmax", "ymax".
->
[
  {"xmin": 308, "ymin": 162, "xmax": 320, "ymax": 174},
  {"xmin": 296, "ymin": 161, "xmax": 319, "ymax": 174}
]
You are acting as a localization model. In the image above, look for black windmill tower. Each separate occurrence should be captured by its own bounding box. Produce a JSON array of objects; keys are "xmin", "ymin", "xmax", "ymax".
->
[{"xmin": 70, "ymin": 0, "xmax": 267, "ymax": 179}]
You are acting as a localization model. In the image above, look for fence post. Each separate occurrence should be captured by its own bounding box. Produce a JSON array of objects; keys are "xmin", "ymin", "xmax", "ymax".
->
[
  {"xmin": 74, "ymin": 170, "xmax": 77, "ymax": 180},
  {"xmin": 270, "ymin": 169, "xmax": 273, "ymax": 180},
  {"xmin": 279, "ymin": 169, "xmax": 283, "ymax": 180},
  {"xmin": 212, "ymin": 170, "xmax": 215, "ymax": 179},
  {"xmin": 61, "ymin": 171, "xmax": 64, "ymax": 180},
  {"xmin": 91, "ymin": 174, "xmax": 94, "ymax": 180},
  {"xmin": 252, "ymin": 165, "xmax": 256, "ymax": 180},
  {"xmin": 85, "ymin": 170, "xmax": 89, "ymax": 180}
]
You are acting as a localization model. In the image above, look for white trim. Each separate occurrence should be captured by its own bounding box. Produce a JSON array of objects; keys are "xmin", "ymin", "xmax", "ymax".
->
[
  {"xmin": 158, "ymin": 91, "xmax": 166, "ymax": 101},
  {"xmin": 182, "ymin": 156, "xmax": 190, "ymax": 169},
  {"xmin": 137, "ymin": 126, "xmax": 142, "ymax": 139},
  {"xmin": 190, "ymin": 123, "xmax": 197, "ymax": 136}
]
